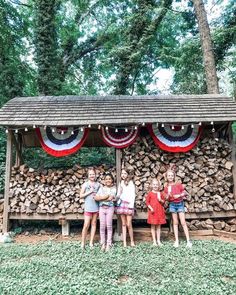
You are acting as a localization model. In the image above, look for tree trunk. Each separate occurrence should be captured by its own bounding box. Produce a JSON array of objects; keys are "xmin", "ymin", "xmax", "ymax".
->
[{"xmin": 193, "ymin": 0, "xmax": 219, "ymax": 94}]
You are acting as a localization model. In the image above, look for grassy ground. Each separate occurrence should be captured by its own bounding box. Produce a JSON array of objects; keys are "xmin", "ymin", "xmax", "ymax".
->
[{"xmin": 0, "ymin": 240, "xmax": 235, "ymax": 295}]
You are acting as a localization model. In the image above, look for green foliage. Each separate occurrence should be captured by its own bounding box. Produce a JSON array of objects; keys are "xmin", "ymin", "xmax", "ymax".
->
[
  {"xmin": 22, "ymin": 147, "xmax": 115, "ymax": 169},
  {"xmin": 0, "ymin": 240, "xmax": 235, "ymax": 294}
]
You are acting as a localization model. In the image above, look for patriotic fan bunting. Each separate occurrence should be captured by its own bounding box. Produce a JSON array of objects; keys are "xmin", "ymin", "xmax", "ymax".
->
[
  {"xmin": 147, "ymin": 124, "xmax": 202, "ymax": 152},
  {"xmin": 101, "ymin": 126, "xmax": 139, "ymax": 148},
  {"xmin": 36, "ymin": 127, "xmax": 89, "ymax": 157}
]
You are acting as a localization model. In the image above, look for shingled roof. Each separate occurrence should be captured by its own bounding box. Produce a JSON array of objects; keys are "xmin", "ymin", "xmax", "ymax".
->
[{"xmin": 0, "ymin": 94, "xmax": 235, "ymax": 127}]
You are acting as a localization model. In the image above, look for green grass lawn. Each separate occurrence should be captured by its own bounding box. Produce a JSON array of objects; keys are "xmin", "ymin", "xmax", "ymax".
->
[{"xmin": 0, "ymin": 240, "xmax": 235, "ymax": 295}]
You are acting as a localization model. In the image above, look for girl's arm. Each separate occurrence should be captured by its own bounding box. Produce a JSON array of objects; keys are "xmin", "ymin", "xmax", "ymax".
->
[
  {"xmin": 80, "ymin": 183, "xmax": 93, "ymax": 199},
  {"xmin": 94, "ymin": 187, "xmax": 110, "ymax": 201}
]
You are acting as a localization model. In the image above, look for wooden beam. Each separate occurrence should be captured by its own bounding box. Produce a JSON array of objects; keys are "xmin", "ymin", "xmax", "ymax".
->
[
  {"xmin": 12, "ymin": 133, "xmax": 23, "ymax": 166},
  {"xmin": 2, "ymin": 131, "xmax": 13, "ymax": 232},
  {"xmin": 115, "ymin": 148, "xmax": 122, "ymax": 237},
  {"xmin": 230, "ymin": 124, "xmax": 236, "ymax": 200}
]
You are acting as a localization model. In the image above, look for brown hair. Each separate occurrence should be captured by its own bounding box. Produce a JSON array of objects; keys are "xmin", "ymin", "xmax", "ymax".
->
[{"xmin": 121, "ymin": 169, "xmax": 133, "ymax": 186}]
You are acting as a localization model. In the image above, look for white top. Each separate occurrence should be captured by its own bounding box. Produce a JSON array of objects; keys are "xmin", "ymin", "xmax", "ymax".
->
[{"xmin": 117, "ymin": 180, "xmax": 136, "ymax": 209}]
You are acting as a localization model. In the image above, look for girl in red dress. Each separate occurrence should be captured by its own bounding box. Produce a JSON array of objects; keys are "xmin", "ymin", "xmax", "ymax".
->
[{"xmin": 146, "ymin": 179, "xmax": 166, "ymax": 246}]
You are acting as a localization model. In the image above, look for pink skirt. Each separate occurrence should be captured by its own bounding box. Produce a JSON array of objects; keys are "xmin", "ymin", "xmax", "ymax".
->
[{"xmin": 116, "ymin": 200, "xmax": 134, "ymax": 216}]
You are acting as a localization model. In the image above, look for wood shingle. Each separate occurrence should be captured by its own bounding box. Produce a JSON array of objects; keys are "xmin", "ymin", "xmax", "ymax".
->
[{"xmin": 0, "ymin": 94, "xmax": 235, "ymax": 126}]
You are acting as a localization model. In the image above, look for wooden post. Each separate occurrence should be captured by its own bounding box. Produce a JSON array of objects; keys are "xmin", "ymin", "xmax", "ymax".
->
[
  {"xmin": 3, "ymin": 131, "xmax": 13, "ymax": 233},
  {"xmin": 114, "ymin": 149, "xmax": 122, "ymax": 240},
  {"xmin": 12, "ymin": 133, "xmax": 23, "ymax": 166},
  {"xmin": 230, "ymin": 123, "xmax": 236, "ymax": 200}
]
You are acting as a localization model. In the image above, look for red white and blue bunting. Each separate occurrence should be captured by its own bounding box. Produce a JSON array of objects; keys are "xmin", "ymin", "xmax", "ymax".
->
[
  {"xmin": 36, "ymin": 127, "xmax": 88, "ymax": 157},
  {"xmin": 147, "ymin": 124, "xmax": 202, "ymax": 153},
  {"xmin": 101, "ymin": 126, "xmax": 139, "ymax": 149}
]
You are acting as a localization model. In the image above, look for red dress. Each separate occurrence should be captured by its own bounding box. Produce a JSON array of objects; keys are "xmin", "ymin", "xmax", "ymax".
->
[{"xmin": 146, "ymin": 191, "xmax": 166, "ymax": 225}]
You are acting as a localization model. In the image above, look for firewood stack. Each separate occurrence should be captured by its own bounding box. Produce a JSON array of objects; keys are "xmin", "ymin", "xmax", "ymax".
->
[
  {"xmin": 122, "ymin": 135, "xmax": 236, "ymax": 213},
  {"xmin": 9, "ymin": 164, "xmax": 115, "ymax": 215}
]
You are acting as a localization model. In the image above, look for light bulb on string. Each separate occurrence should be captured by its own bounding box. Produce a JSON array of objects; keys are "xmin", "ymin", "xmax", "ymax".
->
[
  {"xmin": 71, "ymin": 130, "xmax": 74, "ymax": 135},
  {"xmin": 125, "ymin": 128, "xmax": 128, "ymax": 132},
  {"xmin": 80, "ymin": 127, "xmax": 84, "ymax": 132},
  {"xmin": 105, "ymin": 126, "xmax": 109, "ymax": 130},
  {"xmin": 24, "ymin": 127, "xmax": 28, "ymax": 132},
  {"xmin": 15, "ymin": 129, "xmax": 18, "ymax": 134},
  {"xmin": 181, "ymin": 125, "xmax": 184, "ymax": 130},
  {"xmin": 199, "ymin": 122, "xmax": 202, "ymax": 126},
  {"xmin": 115, "ymin": 128, "xmax": 118, "ymax": 133},
  {"xmin": 212, "ymin": 128, "xmax": 215, "ymax": 133},
  {"xmin": 5, "ymin": 129, "xmax": 9, "ymax": 134},
  {"xmin": 134, "ymin": 126, "xmax": 137, "ymax": 130},
  {"xmin": 98, "ymin": 125, "xmax": 101, "ymax": 130},
  {"xmin": 33, "ymin": 125, "xmax": 36, "ymax": 129},
  {"xmin": 161, "ymin": 123, "xmax": 164, "ymax": 128},
  {"xmin": 211, "ymin": 121, "xmax": 214, "ymax": 125},
  {"xmin": 171, "ymin": 125, "xmax": 175, "ymax": 130},
  {"xmin": 61, "ymin": 130, "xmax": 64, "ymax": 135},
  {"xmin": 191, "ymin": 124, "xmax": 194, "ymax": 129},
  {"xmin": 88, "ymin": 124, "xmax": 91, "ymax": 128},
  {"xmin": 142, "ymin": 122, "xmax": 145, "ymax": 126},
  {"xmin": 52, "ymin": 128, "xmax": 55, "ymax": 133}
]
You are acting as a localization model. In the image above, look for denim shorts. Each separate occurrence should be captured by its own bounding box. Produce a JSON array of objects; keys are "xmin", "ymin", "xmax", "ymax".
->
[{"xmin": 169, "ymin": 201, "xmax": 185, "ymax": 213}]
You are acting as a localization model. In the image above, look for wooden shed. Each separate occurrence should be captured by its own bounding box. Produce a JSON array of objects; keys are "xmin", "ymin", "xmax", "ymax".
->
[{"xmin": 0, "ymin": 94, "xmax": 236, "ymax": 235}]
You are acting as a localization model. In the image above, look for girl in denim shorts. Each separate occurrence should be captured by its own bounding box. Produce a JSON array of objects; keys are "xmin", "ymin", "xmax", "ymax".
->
[{"xmin": 164, "ymin": 169, "xmax": 192, "ymax": 248}]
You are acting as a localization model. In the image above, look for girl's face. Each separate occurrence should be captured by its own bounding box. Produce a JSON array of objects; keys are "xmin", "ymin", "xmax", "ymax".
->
[
  {"xmin": 152, "ymin": 180, "xmax": 160, "ymax": 191},
  {"xmin": 121, "ymin": 170, "xmax": 128, "ymax": 180},
  {"xmin": 105, "ymin": 175, "xmax": 113, "ymax": 187},
  {"xmin": 88, "ymin": 170, "xmax": 96, "ymax": 181},
  {"xmin": 167, "ymin": 171, "xmax": 175, "ymax": 183}
]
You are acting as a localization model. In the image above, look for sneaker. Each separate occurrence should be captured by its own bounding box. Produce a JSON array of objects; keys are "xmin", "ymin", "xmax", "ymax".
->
[
  {"xmin": 173, "ymin": 241, "xmax": 179, "ymax": 248},
  {"xmin": 186, "ymin": 241, "xmax": 192, "ymax": 248}
]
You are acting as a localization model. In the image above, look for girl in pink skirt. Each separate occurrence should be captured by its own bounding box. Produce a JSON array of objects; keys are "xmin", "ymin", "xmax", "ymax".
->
[{"xmin": 116, "ymin": 169, "xmax": 136, "ymax": 247}]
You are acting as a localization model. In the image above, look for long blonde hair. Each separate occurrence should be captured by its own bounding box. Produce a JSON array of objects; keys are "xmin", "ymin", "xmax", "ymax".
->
[{"xmin": 121, "ymin": 169, "xmax": 132, "ymax": 186}]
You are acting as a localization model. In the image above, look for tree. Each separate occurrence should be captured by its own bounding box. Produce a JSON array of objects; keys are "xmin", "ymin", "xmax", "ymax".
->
[{"xmin": 192, "ymin": 0, "xmax": 219, "ymax": 93}]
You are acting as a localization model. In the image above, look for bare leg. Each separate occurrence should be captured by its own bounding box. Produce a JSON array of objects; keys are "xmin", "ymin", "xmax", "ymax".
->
[
  {"xmin": 179, "ymin": 212, "xmax": 190, "ymax": 242},
  {"xmin": 156, "ymin": 225, "xmax": 161, "ymax": 245},
  {"xmin": 90, "ymin": 213, "xmax": 98, "ymax": 247},
  {"xmin": 127, "ymin": 215, "xmax": 135, "ymax": 246},
  {"xmin": 81, "ymin": 215, "xmax": 91, "ymax": 248},
  {"xmin": 151, "ymin": 225, "xmax": 157, "ymax": 245},
  {"xmin": 120, "ymin": 215, "xmax": 127, "ymax": 247},
  {"xmin": 172, "ymin": 213, "xmax": 179, "ymax": 247}
]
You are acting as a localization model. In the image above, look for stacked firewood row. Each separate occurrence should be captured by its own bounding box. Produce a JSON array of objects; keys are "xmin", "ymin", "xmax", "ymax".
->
[
  {"xmin": 9, "ymin": 164, "xmax": 115, "ymax": 215},
  {"xmin": 186, "ymin": 218, "xmax": 236, "ymax": 232},
  {"xmin": 7, "ymin": 134, "xmax": 236, "ymax": 217},
  {"xmin": 122, "ymin": 135, "xmax": 236, "ymax": 212}
]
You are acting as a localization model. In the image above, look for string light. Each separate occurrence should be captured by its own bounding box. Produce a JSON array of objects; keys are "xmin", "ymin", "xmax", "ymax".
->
[
  {"xmin": 71, "ymin": 130, "xmax": 74, "ymax": 135},
  {"xmin": 15, "ymin": 129, "xmax": 18, "ymax": 134},
  {"xmin": 24, "ymin": 127, "xmax": 28, "ymax": 132},
  {"xmin": 98, "ymin": 125, "xmax": 101, "ymax": 129},
  {"xmin": 181, "ymin": 125, "xmax": 184, "ymax": 130},
  {"xmin": 33, "ymin": 125, "xmax": 36, "ymax": 129},
  {"xmin": 191, "ymin": 124, "xmax": 194, "ymax": 128},
  {"xmin": 134, "ymin": 126, "xmax": 137, "ymax": 130},
  {"xmin": 61, "ymin": 130, "xmax": 64, "ymax": 135},
  {"xmin": 80, "ymin": 127, "xmax": 84, "ymax": 132},
  {"xmin": 142, "ymin": 122, "xmax": 145, "ymax": 126},
  {"xmin": 88, "ymin": 124, "xmax": 91, "ymax": 128},
  {"xmin": 125, "ymin": 128, "xmax": 128, "ymax": 132},
  {"xmin": 171, "ymin": 125, "xmax": 175, "ymax": 130},
  {"xmin": 115, "ymin": 128, "xmax": 118, "ymax": 133},
  {"xmin": 161, "ymin": 123, "xmax": 164, "ymax": 128},
  {"xmin": 199, "ymin": 122, "xmax": 202, "ymax": 126},
  {"xmin": 212, "ymin": 128, "xmax": 215, "ymax": 133},
  {"xmin": 211, "ymin": 121, "xmax": 214, "ymax": 125},
  {"xmin": 105, "ymin": 126, "xmax": 109, "ymax": 130},
  {"xmin": 52, "ymin": 128, "xmax": 55, "ymax": 133},
  {"xmin": 5, "ymin": 129, "xmax": 9, "ymax": 134}
]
